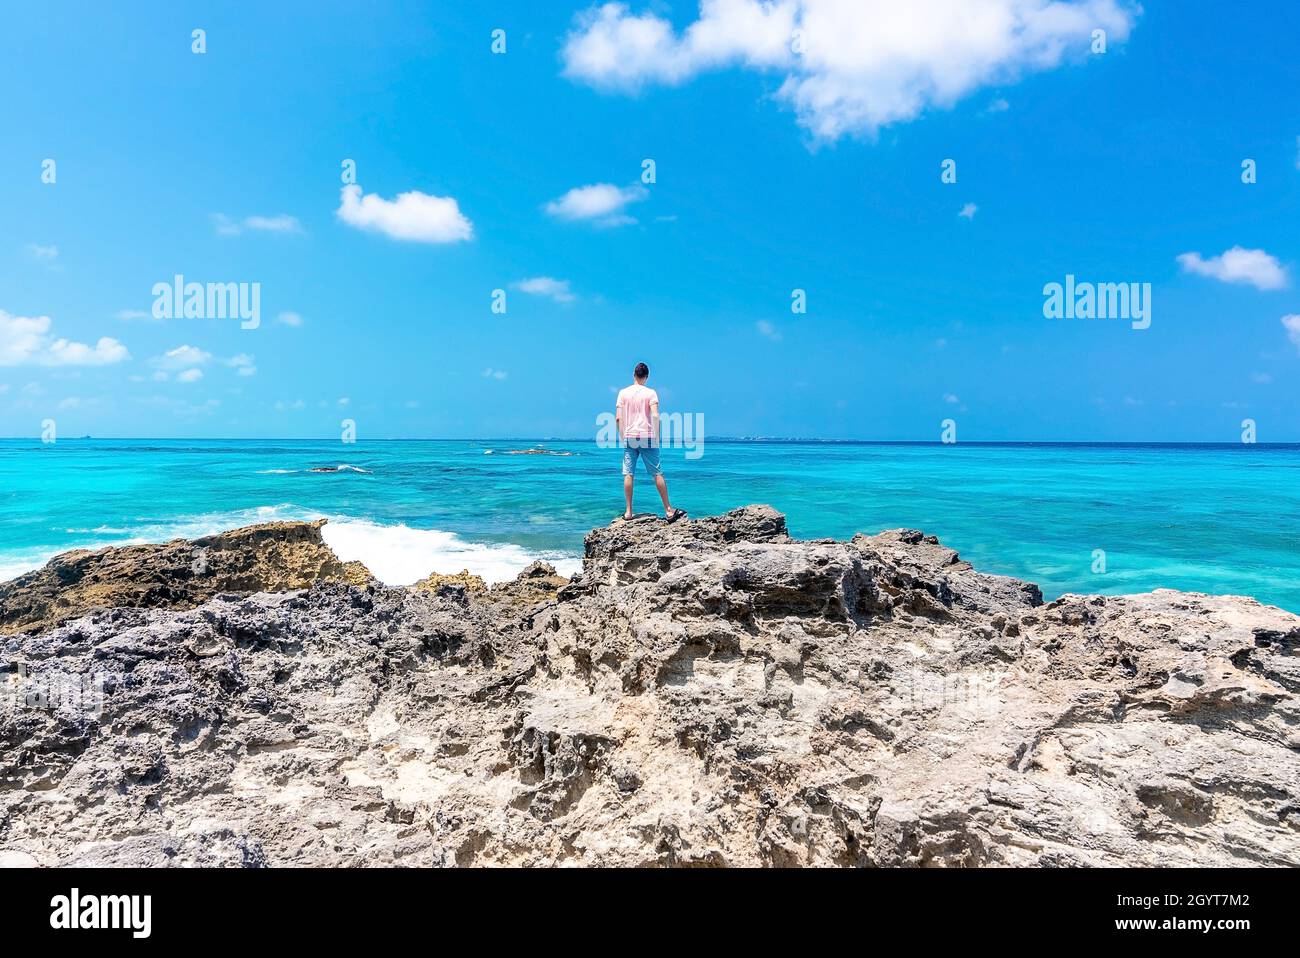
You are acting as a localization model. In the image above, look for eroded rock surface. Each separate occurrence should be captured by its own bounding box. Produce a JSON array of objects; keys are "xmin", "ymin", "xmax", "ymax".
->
[
  {"xmin": 0, "ymin": 520, "xmax": 371, "ymax": 636},
  {"xmin": 1, "ymin": 506, "xmax": 1296, "ymax": 867}
]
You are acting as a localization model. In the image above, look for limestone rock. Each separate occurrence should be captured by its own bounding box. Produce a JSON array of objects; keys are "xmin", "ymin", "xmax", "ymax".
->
[
  {"xmin": 0, "ymin": 519, "xmax": 371, "ymax": 636},
  {"xmin": 1, "ymin": 506, "xmax": 1296, "ymax": 867}
]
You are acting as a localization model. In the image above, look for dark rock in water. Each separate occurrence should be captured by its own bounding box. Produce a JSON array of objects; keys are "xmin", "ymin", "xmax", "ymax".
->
[
  {"xmin": 0, "ymin": 519, "xmax": 371, "ymax": 636},
  {"xmin": 1, "ymin": 505, "xmax": 1297, "ymax": 867}
]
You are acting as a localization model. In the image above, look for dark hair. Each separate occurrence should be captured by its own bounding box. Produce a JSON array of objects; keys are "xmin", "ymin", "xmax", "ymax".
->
[{"xmin": 634, "ymin": 362, "xmax": 649, "ymax": 380}]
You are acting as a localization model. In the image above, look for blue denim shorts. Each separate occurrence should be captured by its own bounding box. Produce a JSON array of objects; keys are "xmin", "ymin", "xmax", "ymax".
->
[{"xmin": 622, "ymin": 438, "xmax": 662, "ymax": 477}]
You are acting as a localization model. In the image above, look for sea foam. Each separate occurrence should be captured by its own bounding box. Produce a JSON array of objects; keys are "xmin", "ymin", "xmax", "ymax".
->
[
  {"xmin": 320, "ymin": 519, "xmax": 580, "ymax": 585},
  {"xmin": 0, "ymin": 505, "xmax": 580, "ymax": 588}
]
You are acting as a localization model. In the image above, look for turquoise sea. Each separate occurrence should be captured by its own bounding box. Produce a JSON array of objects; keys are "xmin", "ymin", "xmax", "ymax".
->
[{"xmin": 1, "ymin": 439, "xmax": 1297, "ymax": 613}]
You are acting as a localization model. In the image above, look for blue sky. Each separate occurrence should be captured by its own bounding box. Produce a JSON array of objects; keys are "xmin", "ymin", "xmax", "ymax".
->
[{"xmin": 2, "ymin": 0, "xmax": 1298, "ymax": 440}]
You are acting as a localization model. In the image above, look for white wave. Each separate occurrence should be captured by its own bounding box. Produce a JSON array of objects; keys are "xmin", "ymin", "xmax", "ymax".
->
[
  {"xmin": 256, "ymin": 468, "xmax": 300, "ymax": 474},
  {"xmin": 1, "ymin": 504, "xmax": 581, "ymax": 588},
  {"xmin": 0, "ymin": 505, "xmax": 320, "ymax": 582},
  {"xmin": 320, "ymin": 519, "xmax": 581, "ymax": 586}
]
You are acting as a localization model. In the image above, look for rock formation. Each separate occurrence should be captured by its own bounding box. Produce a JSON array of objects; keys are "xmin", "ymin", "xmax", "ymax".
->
[
  {"xmin": 0, "ymin": 519, "xmax": 370, "ymax": 637},
  {"xmin": 1, "ymin": 506, "xmax": 1296, "ymax": 867}
]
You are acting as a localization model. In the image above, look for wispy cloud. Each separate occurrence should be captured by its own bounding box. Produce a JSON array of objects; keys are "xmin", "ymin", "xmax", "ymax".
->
[
  {"xmin": 336, "ymin": 184, "xmax": 473, "ymax": 243},
  {"xmin": 544, "ymin": 182, "xmax": 647, "ymax": 226},
  {"xmin": 276, "ymin": 311, "xmax": 304, "ymax": 327},
  {"xmin": 756, "ymin": 320, "xmax": 782, "ymax": 342},
  {"xmin": 228, "ymin": 354, "xmax": 257, "ymax": 377},
  {"xmin": 958, "ymin": 203, "xmax": 978, "ymax": 219},
  {"xmin": 0, "ymin": 310, "xmax": 129, "ymax": 367},
  {"xmin": 213, "ymin": 212, "xmax": 303, "ymax": 236},
  {"xmin": 1177, "ymin": 246, "xmax": 1288, "ymax": 291},
  {"xmin": 28, "ymin": 243, "xmax": 59, "ymax": 261},
  {"xmin": 514, "ymin": 276, "xmax": 577, "ymax": 303},
  {"xmin": 482, "ymin": 367, "xmax": 508, "ymax": 380},
  {"xmin": 1283, "ymin": 314, "xmax": 1300, "ymax": 355}
]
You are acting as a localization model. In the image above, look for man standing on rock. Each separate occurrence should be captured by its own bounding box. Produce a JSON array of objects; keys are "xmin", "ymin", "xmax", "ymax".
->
[{"xmin": 616, "ymin": 362, "xmax": 686, "ymax": 522}]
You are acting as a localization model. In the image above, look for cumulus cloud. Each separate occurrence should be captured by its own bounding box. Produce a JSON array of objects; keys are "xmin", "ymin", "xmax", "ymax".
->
[
  {"xmin": 544, "ymin": 183, "xmax": 647, "ymax": 226},
  {"xmin": 152, "ymin": 345, "xmax": 213, "ymax": 370},
  {"xmin": 514, "ymin": 277, "xmax": 577, "ymax": 303},
  {"xmin": 1177, "ymin": 247, "xmax": 1288, "ymax": 291},
  {"xmin": 958, "ymin": 202, "xmax": 978, "ymax": 219},
  {"xmin": 0, "ymin": 310, "xmax": 130, "ymax": 367},
  {"xmin": 1283, "ymin": 314, "xmax": 1300, "ymax": 355},
  {"xmin": 228, "ymin": 354, "xmax": 257, "ymax": 377},
  {"xmin": 337, "ymin": 184, "xmax": 473, "ymax": 243},
  {"xmin": 213, "ymin": 213, "xmax": 303, "ymax": 236},
  {"xmin": 482, "ymin": 367, "xmax": 509, "ymax": 380},
  {"xmin": 176, "ymin": 368, "xmax": 204, "ymax": 383},
  {"xmin": 561, "ymin": 0, "xmax": 1136, "ymax": 140}
]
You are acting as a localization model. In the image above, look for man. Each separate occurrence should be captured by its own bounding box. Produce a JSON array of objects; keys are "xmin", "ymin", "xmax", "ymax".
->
[{"xmin": 616, "ymin": 362, "xmax": 686, "ymax": 522}]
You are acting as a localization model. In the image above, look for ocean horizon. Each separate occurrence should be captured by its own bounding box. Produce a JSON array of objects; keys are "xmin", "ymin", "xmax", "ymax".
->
[{"xmin": 3, "ymin": 437, "xmax": 1296, "ymax": 613}]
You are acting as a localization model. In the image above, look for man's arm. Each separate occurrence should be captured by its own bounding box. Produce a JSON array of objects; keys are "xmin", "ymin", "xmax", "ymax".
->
[{"xmin": 651, "ymin": 400, "xmax": 659, "ymax": 443}]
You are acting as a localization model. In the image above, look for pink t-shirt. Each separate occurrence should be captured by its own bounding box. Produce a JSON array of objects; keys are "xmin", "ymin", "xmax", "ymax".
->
[{"xmin": 616, "ymin": 383, "xmax": 658, "ymax": 439}]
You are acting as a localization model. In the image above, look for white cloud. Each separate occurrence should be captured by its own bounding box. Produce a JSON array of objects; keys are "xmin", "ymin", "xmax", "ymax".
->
[
  {"xmin": 1251, "ymin": 371, "xmax": 1273, "ymax": 384},
  {"xmin": 336, "ymin": 184, "xmax": 473, "ymax": 243},
  {"xmin": 515, "ymin": 276, "xmax": 577, "ymax": 303},
  {"xmin": 482, "ymin": 367, "xmax": 508, "ymax": 380},
  {"xmin": 958, "ymin": 202, "xmax": 978, "ymax": 219},
  {"xmin": 213, "ymin": 213, "xmax": 303, "ymax": 236},
  {"xmin": 756, "ymin": 320, "xmax": 782, "ymax": 341},
  {"xmin": 28, "ymin": 243, "xmax": 59, "ymax": 261},
  {"xmin": 562, "ymin": 0, "xmax": 1136, "ymax": 140},
  {"xmin": 986, "ymin": 97, "xmax": 1010, "ymax": 113},
  {"xmin": 153, "ymin": 345, "xmax": 213, "ymax": 370},
  {"xmin": 0, "ymin": 311, "xmax": 130, "ymax": 367},
  {"xmin": 944, "ymin": 393, "xmax": 960, "ymax": 403},
  {"xmin": 1177, "ymin": 247, "xmax": 1288, "ymax": 291},
  {"xmin": 1283, "ymin": 314, "xmax": 1300, "ymax": 354},
  {"xmin": 115, "ymin": 309, "xmax": 152, "ymax": 321},
  {"xmin": 544, "ymin": 182, "xmax": 647, "ymax": 226},
  {"xmin": 228, "ymin": 354, "xmax": 257, "ymax": 377},
  {"xmin": 176, "ymin": 368, "xmax": 204, "ymax": 384},
  {"xmin": 274, "ymin": 399, "xmax": 306, "ymax": 412},
  {"xmin": 275, "ymin": 311, "xmax": 304, "ymax": 327}
]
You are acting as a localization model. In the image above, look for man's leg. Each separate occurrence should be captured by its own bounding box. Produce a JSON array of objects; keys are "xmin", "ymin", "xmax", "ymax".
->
[
  {"xmin": 643, "ymin": 445, "xmax": 673, "ymax": 516},
  {"xmin": 654, "ymin": 473, "xmax": 673, "ymax": 516},
  {"xmin": 622, "ymin": 444, "xmax": 635, "ymax": 518}
]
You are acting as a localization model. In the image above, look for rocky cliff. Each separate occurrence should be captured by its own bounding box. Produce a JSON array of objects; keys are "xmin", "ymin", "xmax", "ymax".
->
[{"xmin": 1, "ymin": 507, "xmax": 1296, "ymax": 867}]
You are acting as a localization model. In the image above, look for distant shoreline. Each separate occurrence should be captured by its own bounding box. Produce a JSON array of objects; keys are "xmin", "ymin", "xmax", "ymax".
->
[{"xmin": 3, "ymin": 437, "xmax": 1300, "ymax": 448}]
